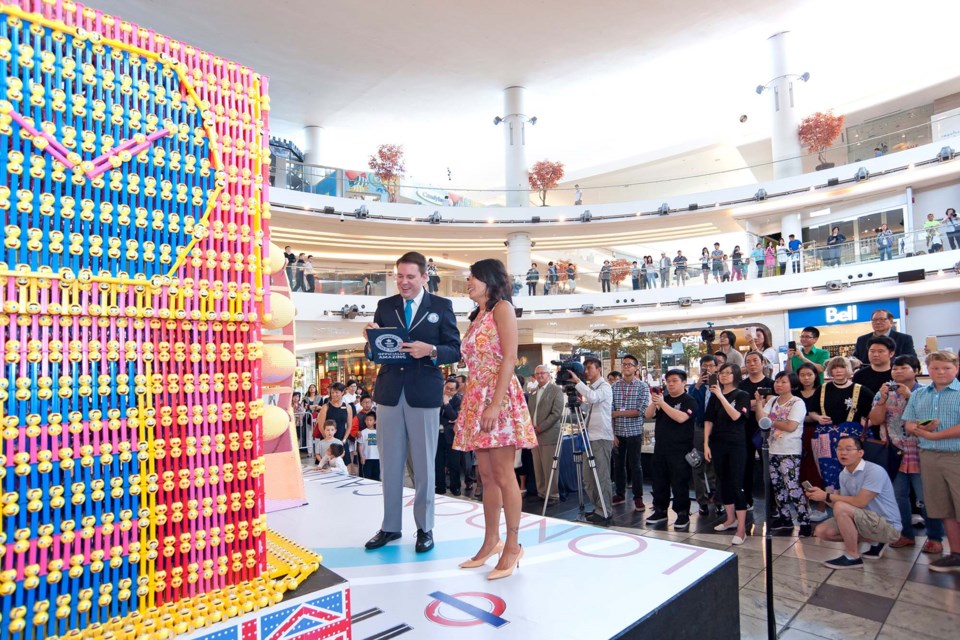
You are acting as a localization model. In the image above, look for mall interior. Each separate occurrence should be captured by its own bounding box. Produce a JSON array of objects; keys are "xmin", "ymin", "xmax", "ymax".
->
[{"xmin": 3, "ymin": 0, "xmax": 960, "ymax": 639}]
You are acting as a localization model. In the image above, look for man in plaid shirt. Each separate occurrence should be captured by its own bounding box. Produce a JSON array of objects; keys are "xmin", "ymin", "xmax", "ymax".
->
[{"xmin": 611, "ymin": 354, "xmax": 652, "ymax": 511}]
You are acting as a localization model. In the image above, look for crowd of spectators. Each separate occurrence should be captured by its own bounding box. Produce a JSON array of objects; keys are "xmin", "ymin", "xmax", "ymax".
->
[{"xmin": 295, "ymin": 308, "xmax": 960, "ymax": 572}]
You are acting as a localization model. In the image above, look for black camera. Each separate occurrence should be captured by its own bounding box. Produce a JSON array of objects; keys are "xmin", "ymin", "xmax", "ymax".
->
[
  {"xmin": 757, "ymin": 386, "xmax": 774, "ymax": 397},
  {"xmin": 550, "ymin": 357, "xmax": 585, "ymax": 406}
]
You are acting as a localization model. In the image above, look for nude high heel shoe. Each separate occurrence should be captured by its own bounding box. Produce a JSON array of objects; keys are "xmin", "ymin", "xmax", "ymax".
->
[
  {"xmin": 458, "ymin": 541, "xmax": 504, "ymax": 568},
  {"xmin": 487, "ymin": 545, "xmax": 524, "ymax": 580}
]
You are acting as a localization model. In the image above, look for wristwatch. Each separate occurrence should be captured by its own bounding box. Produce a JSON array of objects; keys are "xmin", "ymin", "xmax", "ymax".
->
[
  {"xmin": 826, "ymin": 493, "xmax": 832, "ymax": 504},
  {"xmin": 430, "ymin": 345, "xmax": 438, "ymax": 359}
]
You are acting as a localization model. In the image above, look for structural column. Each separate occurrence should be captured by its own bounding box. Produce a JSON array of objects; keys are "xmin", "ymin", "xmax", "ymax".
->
[
  {"xmin": 506, "ymin": 232, "xmax": 532, "ymax": 294},
  {"xmin": 303, "ymin": 125, "xmax": 323, "ymax": 165},
  {"xmin": 766, "ymin": 32, "xmax": 804, "ymax": 179},
  {"xmin": 502, "ymin": 87, "xmax": 531, "ymax": 207}
]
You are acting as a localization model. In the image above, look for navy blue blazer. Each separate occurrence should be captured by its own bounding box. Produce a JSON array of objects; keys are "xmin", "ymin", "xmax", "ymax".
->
[
  {"xmin": 852, "ymin": 329, "xmax": 916, "ymax": 364},
  {"xmin": 369, "ymin": 290, "xmax": 461, "ymax": 408}
]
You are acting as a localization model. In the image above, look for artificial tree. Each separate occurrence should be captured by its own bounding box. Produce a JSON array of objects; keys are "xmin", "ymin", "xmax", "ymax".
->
[
  {"xmin": 368, "ymin": 143, "xmax": 406, "ymax": 202},
  {"xmin": 528, "ymin": 159, "xmax": 565, "ymax": 206},
  {"xmin": 798, "ymin": 111, "xmax": 845, "ymax": 170}
]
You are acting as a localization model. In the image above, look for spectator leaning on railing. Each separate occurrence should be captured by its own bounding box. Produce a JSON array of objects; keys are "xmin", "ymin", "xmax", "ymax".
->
[{"xmin": 673, "ymin": 250, "xmax": 688, "ymax": 286}]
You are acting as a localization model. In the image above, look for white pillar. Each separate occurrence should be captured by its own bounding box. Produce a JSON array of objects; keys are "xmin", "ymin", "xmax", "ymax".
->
[
  {"xmin": 506, "ymin": 232, "xmax": 532, "ymax": 295},
  {"xmin": 303, "ymin": 125, "xmax": 323, "ymax": 165},
  {"xmin": 780, "ymin": 211, "xmax": 802, "ymax": 240},
  {"xmin": 502, "ymin": 87, "xmax": 530, "ymax": 207},
  {"xmin": 767, "ymin": 32, "xmax": 804, "ymax": 179}
]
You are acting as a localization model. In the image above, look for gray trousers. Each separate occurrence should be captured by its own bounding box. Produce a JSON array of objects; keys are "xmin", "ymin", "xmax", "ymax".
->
[
  {"xmin": 584, "ymin": 438, "xmax": 614, "ymax": 516},
  {"xmin": 693, "ymin": 423, "xmax": 718, "ymax": 507},
  {"xmin": 377, "ymin": 391, "xmax": 440, "ymax": 533},
  {"xmin": 532, "ymin": 439, "xmax": 559, "ymax": 500}
]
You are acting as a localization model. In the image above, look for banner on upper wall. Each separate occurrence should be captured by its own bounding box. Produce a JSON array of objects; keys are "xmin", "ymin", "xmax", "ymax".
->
[{"xmin": 787, "ymin": 298, "xmax": 900, "ymax": 328}]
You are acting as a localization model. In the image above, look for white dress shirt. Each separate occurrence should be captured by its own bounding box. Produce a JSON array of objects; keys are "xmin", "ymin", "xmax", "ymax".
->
[{"xmin": 575, "ymin": 378, "xmax": 613, "ymax": 441}]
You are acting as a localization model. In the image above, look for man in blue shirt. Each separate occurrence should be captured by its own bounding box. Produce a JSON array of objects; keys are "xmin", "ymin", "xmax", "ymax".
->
[
  {"xmin": 787, "ymin": 234, "xmax": 802, "ymax": 273},
  {"xmin": 689, "ymin": 355, "xmax": 721, "ymax": 516},
  {"xmin": 903, "ymin": 350, "xmax": 960, "ymax": 573},
  {"xmin": 805, "ymin": 435, "xmax": 902, "ymax": 569}
]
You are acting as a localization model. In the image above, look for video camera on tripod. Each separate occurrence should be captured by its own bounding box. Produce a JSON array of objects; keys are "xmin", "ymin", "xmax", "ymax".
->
[{"xmin": 550, "ymin": 356, "xmax": 585, "ymax": 407}]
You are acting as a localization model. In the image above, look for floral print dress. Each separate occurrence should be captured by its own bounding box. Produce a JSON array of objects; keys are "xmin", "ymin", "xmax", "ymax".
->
[{"xmin": 452, "ymin": 307, "xmax": 537, "ymax": 452}]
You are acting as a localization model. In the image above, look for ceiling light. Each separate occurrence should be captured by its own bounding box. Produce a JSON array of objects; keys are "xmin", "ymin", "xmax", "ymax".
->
[
  {"xmin": 678, "ymin": 297, "xmax": 692, "ymax": 307},
  {"xmin": 754, "ymin": 188, "xmax": 767, "ymax": 201},
  {"xmin": 428, "ymin": 211, "xmax": 442, "ymax": 224},
  {"xmin": 826, "ymin": 280, "xmax": 843, "ymax": 291},
  {"xmin": 937, "ymin": 146, "xmax": 955, "ymax": 162},
  {"xmin": 854, "ymin": 167, "xmax": 869, "ymax": 182},
  {"xmin": 658, "ymin": 203, "xmax": 670, "ymax": 216},
  {"xmin": 354, "ymin": 205, "xmax": 369, "ymax": 219},
  {"xmin": 579, "ymin": 210, "xmax": 592, "ymax": 223},
  {"xmin": 340, "ymin": 304, "xmax": 359, "ymax": 319},
  {"xmin": 580, "ymin": 304, "xmax": 595, "ymax": 314}
]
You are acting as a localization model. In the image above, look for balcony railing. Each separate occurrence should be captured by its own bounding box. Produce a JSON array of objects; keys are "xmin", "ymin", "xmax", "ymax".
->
[{"xmin": 283, "ymin": 228, "xmax": 959, "ymax": 298}]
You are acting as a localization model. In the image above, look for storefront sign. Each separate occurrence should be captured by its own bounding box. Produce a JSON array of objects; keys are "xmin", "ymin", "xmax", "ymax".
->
[{"xmin": 788, "ymin": 298, "xmax": 899, "ymax": 328}]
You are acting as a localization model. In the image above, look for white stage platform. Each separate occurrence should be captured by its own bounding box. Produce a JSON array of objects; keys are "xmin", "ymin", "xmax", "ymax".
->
[{"xmin": 265, "ymin": 468, "xmax": 740, "ymax": 639}]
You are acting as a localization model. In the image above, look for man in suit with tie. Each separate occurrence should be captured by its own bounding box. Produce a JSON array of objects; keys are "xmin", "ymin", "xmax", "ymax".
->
[
  {"xmin": 363, "ymin": 252, "xmax": 461, "ymax": 553},
  {"xmin": 529, "ymin": 365, "xmax": 565, "ymax": 504},
  {"xmin": 852, "ymin": 309, "xmax": 916, "ymax": 364}
]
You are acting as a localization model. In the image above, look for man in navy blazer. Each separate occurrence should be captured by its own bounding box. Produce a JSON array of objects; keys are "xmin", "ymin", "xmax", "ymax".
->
[
  {"xmin": 363, "ymin": 252, "xmax": 461, "ymax": 553},
  {"xmin": 852, "ymin": 309, "xmax": 916, "ymax": 364}
]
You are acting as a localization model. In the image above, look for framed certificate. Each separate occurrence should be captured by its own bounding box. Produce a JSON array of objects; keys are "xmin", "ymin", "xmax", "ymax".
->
[{"xmin": 368, "ymin": 328, "xmax": 413, "ymax": 364}]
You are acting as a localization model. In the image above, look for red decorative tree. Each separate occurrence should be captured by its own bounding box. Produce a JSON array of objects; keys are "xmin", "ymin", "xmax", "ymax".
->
[
  {"xmin": 368, "ymin": 144, "xmax": 406, "ymax": 202},
  {"xmin": 798, "ymin": 111, "xmax": 845, "ymax": 168},
  {"xmin": 609, "ymin": 258, "xmax": 632, "ymax": 290},
  {"xmin": 528, "ymin": 160, "xmax": 565, "ymax": 206}
]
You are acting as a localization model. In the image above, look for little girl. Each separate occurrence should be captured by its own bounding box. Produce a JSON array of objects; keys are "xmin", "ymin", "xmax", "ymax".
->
[{"xmin": 319, "ymin": 443, "xmax": 347, "ymax": 473}]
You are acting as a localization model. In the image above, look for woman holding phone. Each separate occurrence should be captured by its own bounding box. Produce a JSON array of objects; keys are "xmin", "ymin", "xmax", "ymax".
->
[
  {"xmin": 703, "ymin": 363, "xmax": 751, "ymax": 545},
  {"xmin": 756, "ymin": 371, "xmax": 811, "ymax": 535}
]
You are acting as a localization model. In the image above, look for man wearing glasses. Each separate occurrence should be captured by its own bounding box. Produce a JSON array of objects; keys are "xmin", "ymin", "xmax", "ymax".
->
[
  {"xmin": 786, "ymin": 326, "xmax": 830, "ymax": 383},
  {"xmin": 853, "ymin": 309, "xmax": 916, "ymax": 364},
  {"xmin": 805, "ymin": 435, "xmax": 902, "ymax": 569}
]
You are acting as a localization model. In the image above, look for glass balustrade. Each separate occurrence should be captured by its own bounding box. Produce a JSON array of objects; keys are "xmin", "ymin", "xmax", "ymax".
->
[{"xmin": 285, "ymin": 227, "xmax": 956, "ymax": 298}]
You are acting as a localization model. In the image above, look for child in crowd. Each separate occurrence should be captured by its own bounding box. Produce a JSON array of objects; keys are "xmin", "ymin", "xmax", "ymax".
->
[
  {"xmin": 358, "ymin": 412, "xmax": 380, "ymax": 481},
  {"xmin": 319, "ymin": 443, "xmax": 347, "ymax": 473},
  {"xmin": 314, "ymin": 420, "xmax": 342, "ymax": 466}
]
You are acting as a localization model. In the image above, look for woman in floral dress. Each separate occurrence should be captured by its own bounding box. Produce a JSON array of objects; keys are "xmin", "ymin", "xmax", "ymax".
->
[{"xmin": 453, "ymin": 259, "xmax": 537, "ymax": 580}]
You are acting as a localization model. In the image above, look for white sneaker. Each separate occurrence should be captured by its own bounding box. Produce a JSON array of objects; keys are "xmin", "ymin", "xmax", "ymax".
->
[{"xmin": 809, "ymin": 510, "xmax": 829, "ymax": 523}]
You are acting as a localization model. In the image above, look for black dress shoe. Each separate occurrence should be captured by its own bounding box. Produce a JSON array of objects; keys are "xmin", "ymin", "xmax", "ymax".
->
[
  {"xmin": 415, "ymin": 529, "xmax": 434, "ymax": 553},
  {"xmin": 450, "ymin": 489, "xmax": 461, "ymax": 496},
  {"xmin": 364, "ymin": 530, "xmax": 402, "ymax": 550}
]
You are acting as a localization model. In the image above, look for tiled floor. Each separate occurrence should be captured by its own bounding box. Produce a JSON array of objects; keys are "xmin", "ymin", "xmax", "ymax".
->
[{"xmin": 502, "ymin": 487, "xmax": 960, "ymax": 639}]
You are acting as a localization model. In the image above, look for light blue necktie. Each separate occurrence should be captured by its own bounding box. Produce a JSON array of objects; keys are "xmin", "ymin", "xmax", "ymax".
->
[{"xmin": 404, "ymin": 299, "xmax": 414, "ymax": 329}]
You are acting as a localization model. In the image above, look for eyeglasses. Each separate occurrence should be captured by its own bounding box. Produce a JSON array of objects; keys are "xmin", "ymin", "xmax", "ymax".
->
[
  {"xmin": 622, "ymin": 363, "xmax": 638, "ymax": 368},
  {"xmin": 799, "ymin": 334, "xmax": 816, "ymax": 339},
  {"xmin": 835, "ymin": 447, "xmax": 860, "ymax": 453}
]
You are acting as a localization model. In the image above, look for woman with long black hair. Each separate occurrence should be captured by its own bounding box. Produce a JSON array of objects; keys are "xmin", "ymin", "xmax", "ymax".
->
[{"xmin": 452, "ymin": 259, "xmax": 537, "ymax": 580}]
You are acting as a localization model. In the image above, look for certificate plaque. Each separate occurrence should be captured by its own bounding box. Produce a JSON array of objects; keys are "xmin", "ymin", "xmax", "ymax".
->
[{"xmin": 368, "ymin": 328, "xmax": 413, "ymax": 364}]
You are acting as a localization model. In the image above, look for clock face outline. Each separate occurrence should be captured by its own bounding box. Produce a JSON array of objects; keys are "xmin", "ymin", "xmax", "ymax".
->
[{"xmin": 0, "ymin": 17, "xmax": 222, "ymax": 281}]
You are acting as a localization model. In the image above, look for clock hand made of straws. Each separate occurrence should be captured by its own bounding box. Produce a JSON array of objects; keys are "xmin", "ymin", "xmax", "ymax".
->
[{"xmin": 5, "ymin": 105, "xmax": 173, "ymax": 179}]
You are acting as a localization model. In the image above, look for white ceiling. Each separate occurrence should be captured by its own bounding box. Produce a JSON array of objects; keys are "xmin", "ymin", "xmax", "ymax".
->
[{"xmin": 84, "ymin": 0, "xmax": 960, "ymax": 191}]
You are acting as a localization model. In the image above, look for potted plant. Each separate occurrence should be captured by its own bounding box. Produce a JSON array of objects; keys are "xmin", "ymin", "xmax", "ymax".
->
[
  {"xmin": 798, "ymin": 111, "xmax": 845, "ymax": 170},
  {"xmin": 368, "ymin": 144, "xmax": 405, "ymax": 202},
  {"xmin": 528, "ymin": 159, "xmax": 565, "ymax": 206}
]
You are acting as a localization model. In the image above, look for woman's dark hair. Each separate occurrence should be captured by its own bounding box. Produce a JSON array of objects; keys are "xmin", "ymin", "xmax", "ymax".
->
[
  {"xmin": 718, "ymin": 362, "xmax": 742, "ymax": 385},
  {"xmin": 720, "ymin": 330, "xmax": 737, "ymax": 346},
  {"xmin": 892, "ymin": 354, "xmax": 921, "ymax": 372},
  {"xmin": 796, "ymin": 362, "xmax": 821, "ymax": 388},
  {"xmin": 329, "ymin": 382, "xmax": 345, "ymax": 393},
  {"xmin": 754, "ymin": 325, "xmax": 773, "ymax": 350},
  {"xmin": 468, "ymin": 258, "xmax": 513, "ymax": 321},
  {"xmin": 774, "ymin": 371, "xmax": 801, "ymax": 394}
]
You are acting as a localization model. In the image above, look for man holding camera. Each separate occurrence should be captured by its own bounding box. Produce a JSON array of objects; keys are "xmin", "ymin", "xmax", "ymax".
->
[
  {"xmin": 611, "ymin": 355, "xmax": 651, "ymax": 512},
  {"xmin": 567, "ymin": 357, "xmax": 615, "ymax": 526},
  {"xmin": 689, "ymin": 354, "xmax": 721, "ymax": 516},
  {"xmin": 739, "ymin": 351, "xmax": 775, "ymax": 512}
]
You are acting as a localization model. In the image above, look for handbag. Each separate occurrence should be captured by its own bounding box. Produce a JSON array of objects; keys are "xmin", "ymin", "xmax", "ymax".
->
[{"xmin": 862, "ymin": 438, "xmax": 902, "ymax": 480}]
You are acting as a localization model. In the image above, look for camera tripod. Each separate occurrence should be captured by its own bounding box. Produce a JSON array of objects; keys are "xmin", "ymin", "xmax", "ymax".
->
[{"xmin": 541, "ymin": 400, "xmax": 609, "ymax": 521}]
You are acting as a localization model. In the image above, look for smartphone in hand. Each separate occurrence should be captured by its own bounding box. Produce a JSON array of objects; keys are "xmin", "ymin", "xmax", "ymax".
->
[
  {"xmin": 708, "ymin": 374, "xmax": 719, "ymax": 387},
  {"xmin": 801, "ymin": 481, "xmax": 814, "ymax": 491},
  {"xmin": 788, "ymin": 340, "xmax": 797, "ymax": 351}
]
